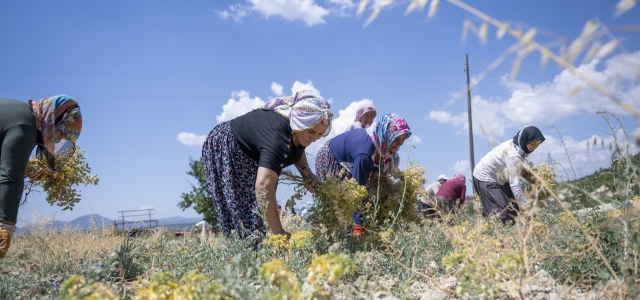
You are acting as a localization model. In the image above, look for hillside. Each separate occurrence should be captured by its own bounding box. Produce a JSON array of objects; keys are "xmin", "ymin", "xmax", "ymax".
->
[
  {"xmin": 16, "ymin": 214, "xmax": 204, "ymax": 233},
  {"xmin": 552, "ymin": 152, "xmax": 640, "ymax": 210}
]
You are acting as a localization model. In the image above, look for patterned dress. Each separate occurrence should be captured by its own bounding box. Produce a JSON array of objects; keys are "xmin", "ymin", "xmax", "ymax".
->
[
  {"xmin": 315, "ymin": 139, "xmax": 351, "ymax": 182},
  {"xmin": 201, "ymin": 121, "xmax": 265, "ymax": 238}
]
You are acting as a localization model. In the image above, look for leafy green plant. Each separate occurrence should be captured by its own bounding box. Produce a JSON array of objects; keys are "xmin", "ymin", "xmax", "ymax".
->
[
  {"xmin": 177, "ymin": 157, "xmax": 218, "ymax": 227},
  {"xmin": 23, "ymin": 146, "xmax": 99, "ymax": 211}
]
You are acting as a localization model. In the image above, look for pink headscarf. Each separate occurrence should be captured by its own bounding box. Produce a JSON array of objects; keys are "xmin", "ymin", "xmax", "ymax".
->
[
  {"xmin": 452, "ymin": 173, "xmax": 466, "ymax": 181},
  {"xmin": 354, "ymin": 103, "xmax": 376, "ymax": 122}
]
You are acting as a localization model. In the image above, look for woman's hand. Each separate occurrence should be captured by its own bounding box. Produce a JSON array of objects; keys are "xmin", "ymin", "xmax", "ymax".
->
[
  {"xmin": 304, "ymin": 173, "xmax": 319, "ymax": 192},
  {"xmin": 272, "ymin": 230, "xmax": 291, "ymax": 240},
  {"xmin": 294, "ymin": 154, "xmax": 318, "ymax": 192},
  {"xmin": 256, "ymin": 167, "xmax": 286, "ymax": 236}
]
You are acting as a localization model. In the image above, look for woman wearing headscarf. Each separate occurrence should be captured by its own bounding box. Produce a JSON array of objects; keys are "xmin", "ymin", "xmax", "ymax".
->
[
  {"xmin": 343, "ymin": 102, "xmax": 376, "ymax": 132},
  {"xmin": 472, "ymin": 126, "xmax": 545, "ymax": 224},
  {"xmin": 202, "ymin": 90, "xmax": 333, "ymax": 239},
  {"xmin": 428, "ymin": 173, "xmax": 467, "ymax": 219},
  {"xmin": 1, "ymin": 95, "xmax": 82, "ymax": 258},
  {"xmin": 315, "ymin": 113, "xmax": 411, "ymax": 235}
]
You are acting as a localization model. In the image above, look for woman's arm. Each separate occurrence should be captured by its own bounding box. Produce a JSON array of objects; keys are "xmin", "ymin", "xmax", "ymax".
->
[
  {"xmin": 294, "ymin": 154, "xmax": 319, "ymax": 192},
  {"xmin": 459, "ymin": 184, "xmax": 467, "ymax": 207},
  {"xmin": 255, "ymin": 167, "xmax": 288, "ymax": 236},
  {"xmin": 506, "ymin": 157, "xmax": 530, "ymax": 208}
]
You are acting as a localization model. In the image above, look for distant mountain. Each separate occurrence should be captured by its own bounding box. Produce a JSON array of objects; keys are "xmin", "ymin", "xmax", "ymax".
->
[
  {"xmin": 70, "ymin": 214, "xmax": 115, "ymax": 228},
  {"xmin": 158, "ymin": 216, "xmax": 203, "ymax": 225},
  {"xmin": 16, "ymin": 214, "xmax": 204, "ymax": 233}
]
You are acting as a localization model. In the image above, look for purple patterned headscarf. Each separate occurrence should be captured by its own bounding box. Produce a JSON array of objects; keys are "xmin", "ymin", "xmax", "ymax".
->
[
  {"xmin": 366, "ymin": 113, "xmax": 411, "ymax": 174},
  {"xmin": 263, "ymin": 90, "xmax": 333, "ymax": 137},
  {"xmin": 354, "ymin": 102, "xmax": 376, "ymax": 122}
]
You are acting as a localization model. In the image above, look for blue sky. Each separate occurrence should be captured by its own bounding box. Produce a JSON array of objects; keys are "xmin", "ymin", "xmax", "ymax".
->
[{"xmin": 1, "ymin": 0, "xmax": 639, "ymax": 224}]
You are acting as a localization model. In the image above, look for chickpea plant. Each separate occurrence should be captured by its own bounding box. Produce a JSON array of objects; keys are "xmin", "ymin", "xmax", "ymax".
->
[{"xmin": 23, "ymin": 146, "xmax": 99, "ymax": 211}]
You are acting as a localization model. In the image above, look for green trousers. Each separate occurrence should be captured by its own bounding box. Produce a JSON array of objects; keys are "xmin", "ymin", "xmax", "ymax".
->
[{"xmin": 0, "ymin": 98, "xmax": 37, "ymax": 223}]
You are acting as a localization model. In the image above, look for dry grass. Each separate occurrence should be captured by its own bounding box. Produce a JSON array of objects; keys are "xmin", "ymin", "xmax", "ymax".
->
[{"xmin": 10, "ymin": 221, "xmax": 120, "ymax": 266}]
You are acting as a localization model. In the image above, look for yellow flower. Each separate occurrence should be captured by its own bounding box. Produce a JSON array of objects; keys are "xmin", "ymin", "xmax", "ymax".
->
[
  {"xmin": 306, "ymin": 253, "xmax": 355, "ymax": 288},
  {"xmin": 60, "ymin": 275, "xmax": 120, "ymax": 300},
  {"xmin": 267, "ymin": 234, "xmax": 289, "ymax": 251},
  {"xmin": 289, "ymin": 230, "xmax": 313, "ymax": 250},
  {"xmin": 258, "ymin": 259, "xmax": 301, "ymax": 298},
  {"xmin": 607, "ymin": 209, "xmax": 623, "ymax": 220}
]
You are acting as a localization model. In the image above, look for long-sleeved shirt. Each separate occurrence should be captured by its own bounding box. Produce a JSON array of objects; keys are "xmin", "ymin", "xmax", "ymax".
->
[
  {"xmin": 329, "ymin": 128, "xmax": 376, "ymax": 186},
  {"xmin": 425, "ymin": 181, "xmax": 442, "ymax": 199},
  {"xmin": 472, "ymin": 140, "xmax": 529, "ymax": 207},
  {"xmin": 435, "ymin": 180, "xmax": 466, "ymax": 206}
]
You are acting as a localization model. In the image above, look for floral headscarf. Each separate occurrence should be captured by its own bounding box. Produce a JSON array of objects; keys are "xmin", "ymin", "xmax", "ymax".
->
[
  {"xmin": 366, "ymin": 113, "xmax": 411, "ymax": 174},
  {"xmin": 263, "ymin": 90, "xmax": 333, "ymax": 137},
  {"xmin": 452, "ymin": 173, "xmax": 466, "ymax": 181},
  {"xmin": 28, "ymin": 95, "xmax": 82, "ymax": 172},
  {"xmin": 354, "ymin": 102, "xmax": 376, "ymax": 122}
]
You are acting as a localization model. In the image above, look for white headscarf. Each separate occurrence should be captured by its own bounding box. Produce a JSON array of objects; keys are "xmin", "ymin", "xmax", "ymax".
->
[{"xmin": 262, "ymin": 90, "xmax": 333, "ymax": 137}]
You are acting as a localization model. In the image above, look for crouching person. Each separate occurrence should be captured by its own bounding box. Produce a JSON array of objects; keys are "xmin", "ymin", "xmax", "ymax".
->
[{"xmin": 427, "ymin": 173, "xmax": 466, "ymax": 221}]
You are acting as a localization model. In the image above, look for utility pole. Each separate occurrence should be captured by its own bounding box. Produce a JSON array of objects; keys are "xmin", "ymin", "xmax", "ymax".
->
[{"xmin": 465, "ymin": 54, "xmax": 476, "ymax": 175}]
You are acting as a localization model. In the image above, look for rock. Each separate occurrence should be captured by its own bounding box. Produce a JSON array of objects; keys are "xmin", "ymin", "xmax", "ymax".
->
[
  {"xmin": 372, "ymin": 291, "xmax": 398, "ymax": 300},
  {"xmin": 525, "ymin": 270, "xmax": 557, "ymax": 289},
  {"xmin": 438, "ymin": 276, "xmax": 458, "ymax": 291},
  {"xmin": 520, "ymin": 284, "xmax": 562, "ymax": 300},
  {"xmin": 419, "ymin": 288, "xmax": 449, "ymax": 300}
]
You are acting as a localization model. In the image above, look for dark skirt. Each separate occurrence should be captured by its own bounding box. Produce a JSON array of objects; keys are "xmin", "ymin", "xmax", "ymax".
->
[
  {"xmin": 472, "ymin": 176, "xmax": 520, "ymax": 224},
  {"xmin": 315, "ymin": 140, "xmax": 351, "ymax": 182},
  {"xmin": 421, "ymin": 196, "xmax": 455, "ymax": 220},
  {"xmin": 202, "ymin": 121, "xmax": 265, "ymax": 238}
]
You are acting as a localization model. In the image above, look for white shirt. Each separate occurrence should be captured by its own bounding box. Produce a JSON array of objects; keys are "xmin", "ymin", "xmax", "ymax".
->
[
  {"xmin": 425, "ymin": 181, "xmax": 442, "ymax": 200},
  {"xmin": 300, "ymin": 209, "xmax": 310, "ymax": 220},
  {"xmin": 472, "ymin": 140, "xmax": 529, "ymax": 207}
]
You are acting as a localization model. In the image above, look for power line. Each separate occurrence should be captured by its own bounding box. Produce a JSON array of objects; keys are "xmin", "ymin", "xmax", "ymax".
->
[
  {"xmin": 0, "ymin": 69, "xmax": 462, "ymax": 79},
  {"xmin": 2, "ymin": 88, "xmax": 459, "ymax": 99}
]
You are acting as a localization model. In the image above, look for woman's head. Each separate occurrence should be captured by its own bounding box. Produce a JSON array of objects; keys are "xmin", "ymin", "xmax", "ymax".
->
[
  {"xmin": 512, "ymin": 126, "xmax": 545, "ymax": 154},
  {"xmin": 452, "ymin": 173, "xmax": 466, "ymax": 181},
  {"xmin": 263, "ymin": 90, "xmax": 333, "ymax": 147},
  {"xmin": 293, "ymin": 122, "xmax": 329, "ymax": 147},
  {"xmin": 355, "ymin": 102, "xmax": 376, "ymax": 127},
  {"xmin": 366, "ymin": 113, "xmax": 412, "ymax": 173},
  {"xmin": 28, "ymin": 95, "xmax": 82, "ymax": 172}
]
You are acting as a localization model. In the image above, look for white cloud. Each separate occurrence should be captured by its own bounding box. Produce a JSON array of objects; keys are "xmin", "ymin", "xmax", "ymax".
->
[
  {"xmin": 453, "ymin": 160, "xmax": 470, "ymax": 176},
  {"xmin": 219, "ymin": 0, "xmax": 361, "ymax": 25},
  {"xmin": 409, "ymin": 134, "xmax": 422, "ymax": 145},
  {"xmin": 220, "ymin": 0, "xmax": 330, "ymax": 26},
  {"xmin": 216, "ymin": 10, "xmax": 230, "ymax": 20},
  {"xmin": 430, "ymin": 51, "xmax": 640, "ymax": 138},
  {"xmin": 139, "ymin": 205, "xmax": 156, "ymax": 210},
  {"xmin": 216, "ymin": 4, "xmax": 250, "ymax": 22},
  {"xmin": 177, "ymin": 132, "xmax": 207, "ymax": 147},
  {"xmin": 291, "ymin": 80, "xmax": 319, "ymax": 95},
  {"xmin": 327, "ymin": 0, "xmax": 356, "ymax": 16},
  {"xmin": 527, "ymin": 127, "xmax": 639, "ymax": 180},
  {"xmin": 216, "ymin": 90, "xmax": 265, "ymax": 123},
  {"xmin": 271, "ymin": 82, "xmax": 284, "ymax": 95}
]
